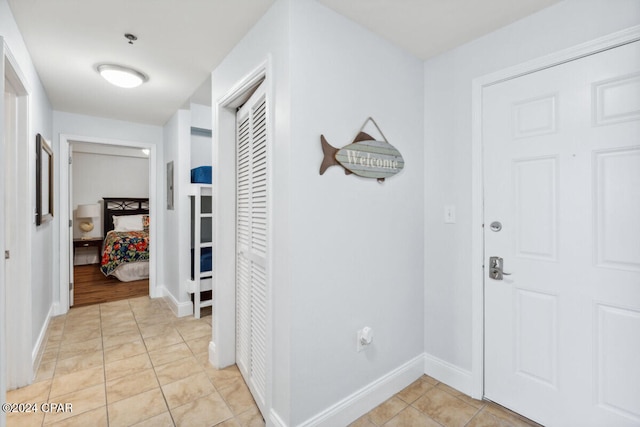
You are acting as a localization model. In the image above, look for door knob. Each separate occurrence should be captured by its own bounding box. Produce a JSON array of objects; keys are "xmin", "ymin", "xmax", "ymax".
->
[{"xmin": 489, "ymin": 256, "xmax": 512, "ymax": 280}]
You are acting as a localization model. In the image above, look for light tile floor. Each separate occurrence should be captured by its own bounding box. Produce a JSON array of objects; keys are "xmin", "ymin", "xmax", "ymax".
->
[
  {"xmin": 350, "ymin": 377, "xmax": 542, "ymax": 427},
  {"xmin": 6, "ymin": 297, "xmax": 263, "ymax": 427},
  {"xmin": 7, "ymin": 296, "xmax": 540, "ymax": 427}
]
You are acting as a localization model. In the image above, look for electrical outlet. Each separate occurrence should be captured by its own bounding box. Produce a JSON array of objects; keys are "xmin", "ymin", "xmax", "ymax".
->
[{"xmin": 356, "ymin": 327, "xmax": 373, "ymax": 352}]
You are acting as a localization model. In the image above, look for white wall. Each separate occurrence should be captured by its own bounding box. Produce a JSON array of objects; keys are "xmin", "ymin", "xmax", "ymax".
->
[
  {"xmin": 288, "ymin": 1, "xmax": 424, "ymax": 424},
  {"xmin": 162, "ymin": 109, "xmax": 191, "ymax": 312},
  {"xmin": 190, "ymin": 103, "xmax": 212, "ymax": 169},
  {"xmin": 212, "ymin": 0, "xmax": 424, "ymax": 424},
  {"xmin": 191, "ymin": 134, "xmax": 211, "ymax": 169},
  {"xmin": 423, "ymin": 0, "xmax": 640, "ymax": 386},
  {"xmin": 191, "ymin": 103, "xmax": 212, "ymax": 130},
  {"xmin": 53, "ymin": 111, "xmax": 164, "ymax": 143},
  {"xmin": 72, "ymin": 151, "xmax": 149, "ymax": 264},
  {"xmin": 0, "ymin": 0, "xmax": 54, "ymax": 391},
  {"xmin": 72, "ymin": 152, "xmax": 149, "ymax": 238}
]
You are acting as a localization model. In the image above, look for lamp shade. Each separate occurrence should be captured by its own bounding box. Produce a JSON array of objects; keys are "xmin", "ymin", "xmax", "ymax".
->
[{"xmin": 77, "ymin": 204, "xmax": 100, "ymax": 219}]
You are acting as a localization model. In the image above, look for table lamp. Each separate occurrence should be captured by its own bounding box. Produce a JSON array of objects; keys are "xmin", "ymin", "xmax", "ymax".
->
[{"xmin": 76, "ymin": 204, "xmax": 100, "ymax": 239}]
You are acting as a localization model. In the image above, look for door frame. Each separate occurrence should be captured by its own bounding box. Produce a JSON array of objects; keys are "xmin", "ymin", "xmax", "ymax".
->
[
  {"xmin": 57, "ymin": 134, "xmax": 158, "ymax": 314},
  {"xmin": 1, "ymin": 38, "xmax": 32, "ymax": 395},
  {"xmin": 210, "ymin": 58, "xmax": 273, "ymax": 416},
  {"xmin": 470, "ymin": 25, "xmax": 640, "ymax": 399}
]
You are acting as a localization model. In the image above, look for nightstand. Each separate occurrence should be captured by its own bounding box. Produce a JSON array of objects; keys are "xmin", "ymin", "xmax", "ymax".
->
[{"xmin": 73, "ymin": 237, "xmax": 103, "ymax": 260}]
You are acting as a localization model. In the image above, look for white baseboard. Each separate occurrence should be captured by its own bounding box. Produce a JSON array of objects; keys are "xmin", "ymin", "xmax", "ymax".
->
[
  {"xmin": 162, "ymin": 286, "xmax": 193, "ymax": 317},
  {"xmin": 32, "ymin": 304, "xmax": 54, "ymax": 378},
  {"xmin": 208, "ymin": 341, "xmax": 238, "ymax": 371},
  {"xmin": 208, "ymin": 341, "xmax": 217, "ymax": 367},
  {"xmin": 149, "ymin": 281, "xmax": 163, "ymax": 299},
  {"xmin": 298, "ymin": 354, "xmax": 424, "ymax": 427},
  {"xmin": 269, "ymin": 409, "xmax": 287, "ymax": 427},
  {"xmin": 51, "ymin": 301, "xmax": 65, "ymax": 317},
  {"xmin": 423, "ymin": 353, "xmax": 473, "ymax": 396}
]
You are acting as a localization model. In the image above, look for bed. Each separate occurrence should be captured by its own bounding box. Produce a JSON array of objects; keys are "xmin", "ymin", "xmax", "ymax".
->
[{"xmin": 100, "ymin": 197, "xmax": 150, "ymax": 282}]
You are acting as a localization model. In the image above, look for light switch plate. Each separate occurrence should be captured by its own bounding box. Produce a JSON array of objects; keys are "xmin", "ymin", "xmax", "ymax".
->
[{"xmin": 444, "ymin": 205, "xmax": 456, "ymax": 223}]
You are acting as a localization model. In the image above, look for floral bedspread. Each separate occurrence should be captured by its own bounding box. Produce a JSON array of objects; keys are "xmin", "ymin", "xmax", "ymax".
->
[{"xmin": 100, "ymin": 230, "xmax": 149, "ymax": 277}]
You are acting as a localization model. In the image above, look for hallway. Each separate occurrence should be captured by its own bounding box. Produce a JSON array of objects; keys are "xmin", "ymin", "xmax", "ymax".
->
[
  {"xmin": 6, "ymin": 297, "xmax": 262, "ymax": 426},
  {"xmin": 6, "ymin": 296, "xmax": 540, "ymax": 426}
]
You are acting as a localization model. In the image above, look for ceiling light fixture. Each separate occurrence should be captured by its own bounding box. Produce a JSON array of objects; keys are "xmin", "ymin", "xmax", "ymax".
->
[{"xmin": 97, "ymin": 64, "xmax": 148, "ymax": 89}]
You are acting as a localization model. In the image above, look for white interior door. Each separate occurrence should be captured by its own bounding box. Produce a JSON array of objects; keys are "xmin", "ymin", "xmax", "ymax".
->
[
  {"xmin": 4, "ymin": 81, "xmax": 18, "ymax": 389},
  {"xmin": 235, "ymin": 82, "xmax": 268, "ymax": 416},
  {"xmin": 4, "ymin": 72, "xmax": 31, "ymax": 389},
  {"xmin": 484, "ymin": 41, "xmax": 640, "ymax": 426},
  {"xmin": 0, "ymin": 69, "xmax": 6, "ymax": 427}
]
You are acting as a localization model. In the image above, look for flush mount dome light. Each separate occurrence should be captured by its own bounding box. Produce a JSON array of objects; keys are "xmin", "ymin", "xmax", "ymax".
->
[{"xmin": 97, "ymin": 64, "xmax": 148, "ymax": 88}]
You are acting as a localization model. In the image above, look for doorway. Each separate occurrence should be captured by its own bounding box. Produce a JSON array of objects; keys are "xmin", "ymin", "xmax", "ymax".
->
[
  {"xmin": 211, "ymin": 64, "xmax": 271, "ymax": 420},
  {"xmin": 69, "ymin": 142, "xmax": 151, "ymax": 306},
  {"xmin": 480, "ymin": 38, "xmax": 640, "ymax": 426},
  {"xmin": 234, "ymin": 80, "xmax": 268, "ymax": 416},
  {"xmin": 58, "ymin": 135, "xmax": 159, "ymax": 315}
]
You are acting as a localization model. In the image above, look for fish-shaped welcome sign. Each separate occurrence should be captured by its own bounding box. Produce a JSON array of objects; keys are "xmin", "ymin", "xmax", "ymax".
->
[{"xmin": 320, "ymin": 117, "xmax": 404, "ymax": 183}]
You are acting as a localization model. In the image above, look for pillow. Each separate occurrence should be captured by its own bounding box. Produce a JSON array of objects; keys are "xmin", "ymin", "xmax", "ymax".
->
[
  {"xmin": 142, "ymin": 215, "xmax": 150, "ymax": 231},
  {"xmin": 113, "ymin": 214, "xmax": 144, "ymax": 232}
]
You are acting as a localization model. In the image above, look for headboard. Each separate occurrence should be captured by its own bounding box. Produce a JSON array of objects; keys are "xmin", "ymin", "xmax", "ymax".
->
[{"xmin": 102, "ymin": 197, "xmax": 149, "ymax": 234}]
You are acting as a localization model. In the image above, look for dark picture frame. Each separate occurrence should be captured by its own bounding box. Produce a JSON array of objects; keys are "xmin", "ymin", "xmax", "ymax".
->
[{"xmin": 36, "ymin": 133, "xmax": 54, "ymax": 225}]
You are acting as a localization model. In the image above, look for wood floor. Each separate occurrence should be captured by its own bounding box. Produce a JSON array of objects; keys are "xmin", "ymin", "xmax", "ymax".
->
[{"xmin": 73, "ymin": 264, "xmax": 148, "ymax": 307}]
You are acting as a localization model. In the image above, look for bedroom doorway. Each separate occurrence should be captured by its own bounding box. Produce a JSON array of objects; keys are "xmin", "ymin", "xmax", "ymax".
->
[
  {"xmin": 69, "ymin": 143, "xmax": 151, "ymax": 306},
  {"xmin": 59, "ymin": 135, "xmax": 158, "ymax": 314}
]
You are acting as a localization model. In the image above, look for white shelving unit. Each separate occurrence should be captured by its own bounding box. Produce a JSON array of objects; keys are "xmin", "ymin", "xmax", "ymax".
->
[{"xmin": 188, "ymin": 183, "xmax": 213, "ymax": 318}]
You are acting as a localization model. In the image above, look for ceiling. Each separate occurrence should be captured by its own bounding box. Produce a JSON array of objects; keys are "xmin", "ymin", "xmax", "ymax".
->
[
  {"xmin": 6, "ymin": 0, "xmax": 275, "ymax": 125},
  {"xmin": 7, "ymin": 0, "xmax": 560, "ymax": 126},
  {"xmin": 317, "ymin": 0, "xmax": 561, "ymax": 60}
]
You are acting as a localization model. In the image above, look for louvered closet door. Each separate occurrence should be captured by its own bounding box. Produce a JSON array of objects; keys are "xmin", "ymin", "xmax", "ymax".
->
[{"xmin": 236, "ymin": 82, "xmax": 268, "ymax": 416}]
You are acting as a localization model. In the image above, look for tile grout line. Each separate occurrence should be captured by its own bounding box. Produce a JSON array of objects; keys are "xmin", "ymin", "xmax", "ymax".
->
[
  {"xmin": 100, "ymin": 301, "xmax": 110, "ymax": 427},
  {"xmin": 461, "ymin": 404, "xmax": 484, "ymax": 427},
  {"xmin": 136, "ymin": 300, "xmax": 179, "ymax": 427},
  {"xmin": 39, "ymin": 315, "xmax": 64, "ymax": 427}
]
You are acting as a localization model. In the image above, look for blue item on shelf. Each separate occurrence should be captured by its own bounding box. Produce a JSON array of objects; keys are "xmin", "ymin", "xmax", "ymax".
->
[
  {"xmin": 191, "ymin": 166, "xmax": 212, "ymax": 184},
  {"xmin": 190, "ymin": 247, "xmax": 213, "ymax": 279},
  {"xmin": 200, "ymin": 247, "xmax": 212, "ymax": 272}
]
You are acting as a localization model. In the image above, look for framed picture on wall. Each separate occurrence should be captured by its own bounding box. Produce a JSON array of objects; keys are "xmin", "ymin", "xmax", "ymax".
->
[
  {"xmin": 36, "ymin": 134, "xmax": 54, "ymax": 225},
  {"xmin": 167, "ymin": 161, "xmax": 174, "ymax": 210}
]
